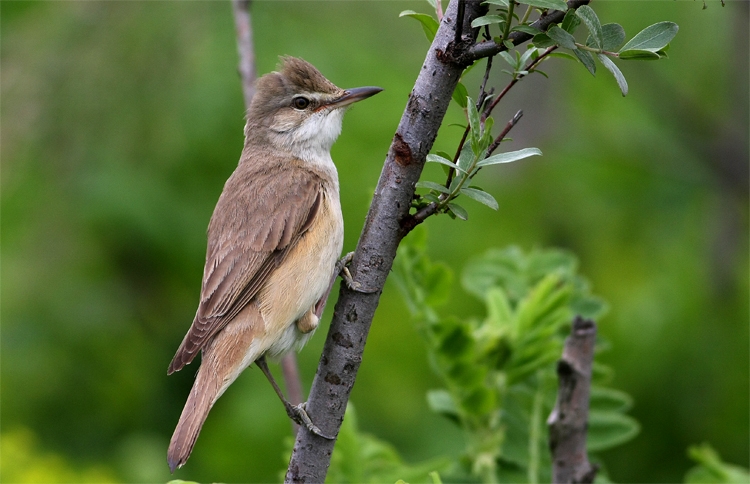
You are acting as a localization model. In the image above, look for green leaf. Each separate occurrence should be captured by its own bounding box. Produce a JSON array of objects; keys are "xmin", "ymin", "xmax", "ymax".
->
[
  {"xmin": 482, "ymin": 0, "xmax": 510, "ymax": 6},
  {"xmin": 574, "ymin": 49, "xmax": 596, "ymax": 75},
  {"xmin": 416, "ymin": 181, "xmax": 450, "ymax": 194},
  {"xmin": 546, "ymin": 25, "xmax": 577, "ymax": 50},
  {"xmin": 587, "ymin": 412, "xmax": 641, "ymax": 451},
  {"xmin": 460, "ymin": 187, "xmax": 499, "ymax": 210},
  {"xmin": 619, "ymin": 21, "xmax": 678, "ymax": 53},
  {"xmin": 499, "ymin": 51, "xmax": 516, "ymax": 67},
  {"xmin": 548, "ymin": 51, "xmax": 578, "ymax": 61},
  {"xmin": 531, "ymin": 33, "xmax": 555, "ymax": 48},
  {"xmin": 618, "ymin": 49, "xmax": 661, "ymax": 60},
  {"xmin": 399, "ymin": 10, "xmax": 440, "ymax": 42},
  {"xmin": 452, "ymin": 82, "xmax": 468, "ymax": 108},
  {"xmin": 517, "ymin": 0, "xmax": 568, "ymax": 11},
  {"xmin": 589, "ymin": 386, "xmax": 634, "ymax": 413},
  {"xmin": 466, "ymin": 97, "xmax": 481, "ymax": 140},
  {"xmin": 511, "ymin": 25, "xmax": 541, "ymax": 35},
  {"xmin": 560, "ymin": 8, "xmax": 581, "ymax": 33},
  {"xmin": 600, "ymin": 23, "xmax": 626, "ymax": 51},
  {"xmin": 575, "ymin": 5, "xmax": 603, "ymax": 48},
  {"xmin": 426, "ymin": 154, "xmax": 462, "ymax": 172},
  {"xmin": 426, "ymin": 389, "xmax": 459, "ymax": 422},
  {"xmin": 685, "ymin": 443, "xmax": 750, "ymax": 484},
  {"xmin": 476, "ymin": 147, "xmax": 542, "ymax": 167},
  {"xmin": 597, "ymin": 53, "xmax": 628, "ymax": 96},
  {"xmin": 471, "ymin": 14, "xmax": 506, "ymax": 28},
  {"xmin": 447, "ymin": 202, "xmax": 469, "ymax": 220},
  {"xmin": 429, "ymin": 471, "xmax": 444, "ymax": 484}
]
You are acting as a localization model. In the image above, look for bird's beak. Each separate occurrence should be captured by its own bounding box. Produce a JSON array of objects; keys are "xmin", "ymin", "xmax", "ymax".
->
[{"xmin": 327, "ymin": 86, "xmax": 383, "ymax": 109}]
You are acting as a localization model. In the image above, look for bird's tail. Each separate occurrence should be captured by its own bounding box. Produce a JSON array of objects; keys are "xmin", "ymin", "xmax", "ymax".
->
[{"xmin": 167, "ymin": 364, "xmax": 220, "ymax": 473}]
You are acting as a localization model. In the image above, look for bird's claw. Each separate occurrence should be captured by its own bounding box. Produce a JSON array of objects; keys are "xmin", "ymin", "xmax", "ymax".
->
[
  {"xmin": 337, "ymin": 252, "xmax": 377, "ymax": 294},
  {"xmin": 287, "ymin": 402, "xmax": 335, "ymax": 440}
]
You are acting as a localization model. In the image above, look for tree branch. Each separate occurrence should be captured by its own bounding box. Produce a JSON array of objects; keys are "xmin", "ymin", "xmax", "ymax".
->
[
  {"xmin": 284, "ymin": 1, "xmax": 488, "ymax": 481},
  {"xmin": 547, "ymin": 316, "xmax": 599, "ymax": 484},
  {"xmin": 459, "ymin": 0, "xmax": 591, "ymax": 64},
  {"xmin": 231, "ymin": 0, "xmax": 256, "ymax": 109}
]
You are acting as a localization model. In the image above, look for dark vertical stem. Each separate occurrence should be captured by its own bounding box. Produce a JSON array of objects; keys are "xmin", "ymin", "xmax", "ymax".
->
[{"xmin": 548, "ymin": 317, "xmax": 599, "ymax": 484}]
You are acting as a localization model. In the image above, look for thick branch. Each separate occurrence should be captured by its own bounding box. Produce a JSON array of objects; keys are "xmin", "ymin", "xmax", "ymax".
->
[
  {"xmin": 284, "ymin": 1, "xmax": 487, "ymax": 481},
  {"xmin": 460, "ymin": 0, "xmax": 591, "ymax": 64},
  {"xmin": 547, "ymin": 316, "xmax": 598, "ymax": 484}
]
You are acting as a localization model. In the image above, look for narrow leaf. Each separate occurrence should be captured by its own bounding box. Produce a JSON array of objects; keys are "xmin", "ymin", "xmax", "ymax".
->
[
  {"xmin": 575, "ymin": 5, "xmax": 603, "ymax": 48},
  {"xmin": 426, "ymin": 154, "xmax": 462, "ymax": 171},
  {"xmin": 587, "ymin": 412, "xmax": 641, "ymax": 451},
  {"xmin": 461, "ymin": 187, "xmax": 499, "ymax": 210},
  {"xmin": 416, "ymin": 181, "xmax": 451, "ymax": 194},
  {"xmin": 467, "ymin": 97, "xmax": 481, "ymax": 140},
  {"xmin": 499, "ymin": 51, "xmax": 516, "ymax": 67},
  {"xmin": 476, "ymin": 147, "xmax": 542, "ymax": 167},
  {"xmin": 399, "ymin": 10, "xmax": 439, "ymax": 42},
  {"xmin": 574, "ymin": 49, "xmax": 596, "ymax": 75},
  {"xmin": 548, "ymin": 52, "xmax": 578, "ymax": 61},
  {"xmin": 517, "ymin": 0, "xmax": 568, "ymax": 10},
  {"xmin": 546, "ymin": 25, "xmax": 578, "ymax": 50},
  {"xmin": 597, "ymin": 53, "xmax": 628, "ymax": 96},
  {"xmin": 619, "ymin": 21, "xmax": 678, "ymax": 52},
  {"xmin": 618, "ymin": 49, "xmax": 661, "ymax": 60},
  {"xmin": 471, "ymin": 15, "xmax": 506, "ymax": 28},
  {"xmin": 447, "ymin": 202, "xmax": 469, "ymax": 221},
  {"xmin": 511, "ymin": 25, "xmax": 541, "ymax": 35},
  {"xmin": 452, "ymin": 82, "xmax": 468, "ymax": 108}
]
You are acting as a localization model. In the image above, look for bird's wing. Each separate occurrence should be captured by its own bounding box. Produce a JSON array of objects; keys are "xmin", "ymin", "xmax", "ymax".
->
[{"xmin": 168, "ymin": 163, "xmax": 323, "ymax": 374}]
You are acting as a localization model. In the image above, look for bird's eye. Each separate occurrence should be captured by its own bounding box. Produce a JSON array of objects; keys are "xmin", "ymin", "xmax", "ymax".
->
[{"xmin": 292, "ymin": 97, "xmax": 310, "ymax": 110}]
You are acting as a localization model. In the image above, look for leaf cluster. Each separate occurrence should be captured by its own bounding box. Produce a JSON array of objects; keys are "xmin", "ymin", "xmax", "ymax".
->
[
  {"xmin": 533, "ymin": 7, "xmax": 678, "ymax": 95},
  {"xmin": 392, "ymin": 233, "xmax": 640, "ymax": 482}
]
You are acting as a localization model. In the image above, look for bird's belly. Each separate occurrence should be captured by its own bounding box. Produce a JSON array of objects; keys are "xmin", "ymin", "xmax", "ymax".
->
[{"xmin": 256, "ymin": 192, "xmax": 343, "ymax": 357}]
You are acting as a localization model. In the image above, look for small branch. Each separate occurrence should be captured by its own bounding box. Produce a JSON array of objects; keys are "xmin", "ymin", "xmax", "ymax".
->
[
  {"xmin": 548, "ymin": 316, "xmax": 599, "ymax": 484},
  {"xmin": 460, "ymin": 0, "xmax": 591, "ymax": 63},
  {"xmin": 231, "ymin": 0, "xmax": 256, "ymax": 109},
  {"xmin": 454, "ymin": 0, "xmax": 466, "ymax": 46},
  {"xmin": 486, "ymin": 109, "xmax": 523, "ymax": 156},
  {"xmin": 482, "ymin": 45, "xmax": 557, "ymax": 120}
]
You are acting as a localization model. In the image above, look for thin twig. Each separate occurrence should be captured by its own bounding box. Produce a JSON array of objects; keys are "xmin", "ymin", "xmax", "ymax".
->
[
  {"xmin": 482, "ymin": 45, "xmax": 557, "ymax": 120},
  {"xmin": 486, "ymin": 109, "xmax": 523, "ymax": 156},
  {"xmin": 453, "ymin": 0, "xmax": 466, "ymax": 46}
]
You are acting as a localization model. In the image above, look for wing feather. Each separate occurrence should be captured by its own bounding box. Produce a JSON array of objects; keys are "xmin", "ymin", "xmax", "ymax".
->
[{"xmin": 168, "ymin": 162, "xmax": 323, "ymax": 374}]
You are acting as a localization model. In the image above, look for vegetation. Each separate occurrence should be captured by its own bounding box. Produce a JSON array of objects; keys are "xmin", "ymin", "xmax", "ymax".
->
[{"xmin": 1, "ymin": 1, "xmax": 746, "ymax": 482}]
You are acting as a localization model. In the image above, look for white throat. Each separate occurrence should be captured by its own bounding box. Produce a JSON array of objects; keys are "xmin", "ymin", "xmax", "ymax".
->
[{"xmin": 270, "ymin": 107, "xmax": 346, "ymax": 172}]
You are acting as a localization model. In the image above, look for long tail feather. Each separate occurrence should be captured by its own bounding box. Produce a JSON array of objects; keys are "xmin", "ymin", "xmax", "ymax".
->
[{"xmin": 167, "ymin": 366, "xmax": 220, "ymax": 473}]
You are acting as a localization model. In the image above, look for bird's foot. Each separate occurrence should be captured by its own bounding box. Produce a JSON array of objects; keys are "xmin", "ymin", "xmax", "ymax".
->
[
  {"xmin": 285, "ymin": 402, "xmax": 335, "ymax": 440},
  {"xmin": 336, "ymin": 252, "xmax": 378, "ymax": 294}
]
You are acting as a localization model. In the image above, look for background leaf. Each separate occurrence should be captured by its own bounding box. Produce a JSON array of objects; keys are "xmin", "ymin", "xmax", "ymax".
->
[{"xmin": 399, "ymin": 10, "xmax": 439, "ymax": 42}]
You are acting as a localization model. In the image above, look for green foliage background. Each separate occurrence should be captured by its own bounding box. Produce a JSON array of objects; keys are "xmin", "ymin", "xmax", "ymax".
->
[{"xmin": 1, "ymin": 1, "xmax": 747, "ymax": 483}]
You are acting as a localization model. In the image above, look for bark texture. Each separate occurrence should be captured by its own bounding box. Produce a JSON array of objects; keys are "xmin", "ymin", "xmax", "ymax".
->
[{"xmin": 547, "ymin": 317, "xmax": 598, "ymax": 483}]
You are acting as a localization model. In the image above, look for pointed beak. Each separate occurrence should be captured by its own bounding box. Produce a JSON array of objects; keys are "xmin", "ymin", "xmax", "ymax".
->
[{"xmin": 327, "ymin": 86, "xmax": 383, "ymax": 109}]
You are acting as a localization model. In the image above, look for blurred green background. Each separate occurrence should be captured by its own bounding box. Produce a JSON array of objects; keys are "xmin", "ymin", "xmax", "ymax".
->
[{"xmin": 1, "ymin": 1, "xmax": 747, "ymax": 482}]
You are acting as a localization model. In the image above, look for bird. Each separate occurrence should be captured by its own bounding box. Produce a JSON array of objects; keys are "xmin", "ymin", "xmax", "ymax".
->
[{"xmin": 166, "ymin": 56, "xmax": 381, "ymax": 472}]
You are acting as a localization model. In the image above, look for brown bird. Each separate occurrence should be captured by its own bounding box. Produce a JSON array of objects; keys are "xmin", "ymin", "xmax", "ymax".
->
[{"xmin": 166, "ymin": 57, "xmax": 381, "ymax": 472}]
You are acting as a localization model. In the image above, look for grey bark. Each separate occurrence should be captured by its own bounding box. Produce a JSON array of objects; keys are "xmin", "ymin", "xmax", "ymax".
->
[
  {"xmin": 284, "ymin": 1, "xmax": 488, "ymax": 481},
  {"xmin": 231, "ymin": 0, "xmax": 256, "ymax": 109},
  {"xmin": 547, "ymin": 316, "xmax": 598, "ymax": 483}
]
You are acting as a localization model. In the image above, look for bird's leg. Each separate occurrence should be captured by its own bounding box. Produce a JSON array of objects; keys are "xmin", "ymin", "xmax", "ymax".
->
[
  {"xmin": 336, "ymin": 252, "xmax": 378, "ymax": 294},
  {"xmin": 255, "ymin": 355, "xmax": 334, "ymax": 440}
]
